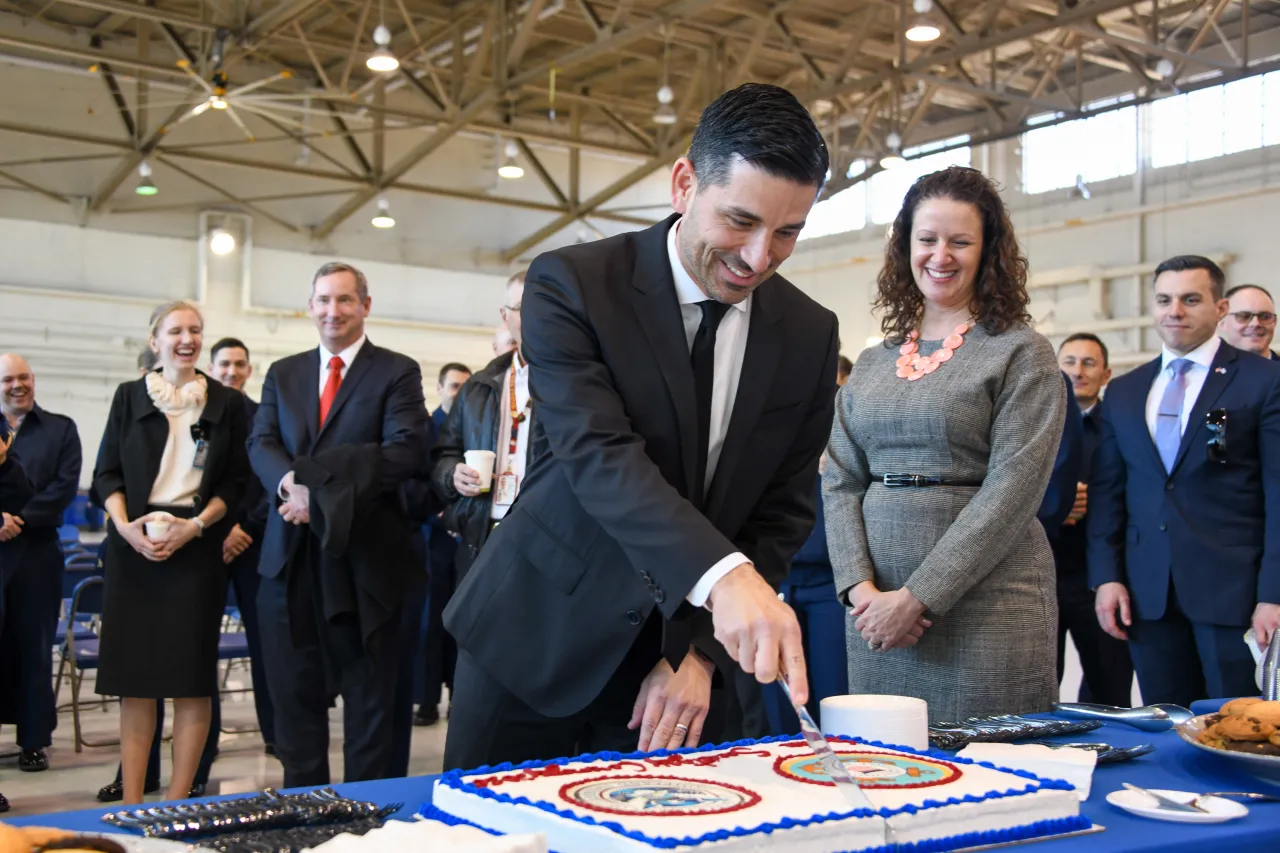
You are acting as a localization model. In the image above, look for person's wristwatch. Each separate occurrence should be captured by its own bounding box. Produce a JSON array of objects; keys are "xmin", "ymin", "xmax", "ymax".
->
[{"xmin": 191, "ymin": 517, "xmax": 206, "ymax": 537}]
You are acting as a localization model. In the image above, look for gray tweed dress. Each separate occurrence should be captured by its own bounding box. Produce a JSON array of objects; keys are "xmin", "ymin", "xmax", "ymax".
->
[{"xmin": 823, "ymin": 323, "xmax": 1066, "ymax": 724}]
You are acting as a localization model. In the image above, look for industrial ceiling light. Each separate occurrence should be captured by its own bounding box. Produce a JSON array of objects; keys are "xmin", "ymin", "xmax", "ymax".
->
[
  {"xmin": 209, "ymin": 228, "xmax": 236, "ymax": 255},
  {"xmin": 905, "ymin": 0, "xmax": 942, "ymax": 42},
  {"xmin": 371, "ymin": 197, "xmax": 396, "ymax": 228},
  {"xmin": 365, "ymin": 0, "xmax": 399, "ymax": 74},
  {"xmin": 654, "ymin": 86, "xmax": 677, "ymax": 125},
  {"xmin": 498, "ymin": 140, "xmax": 524, "ymax": 179},
  {"xmin": 135, "ymin": 161, "xmax": 158, "ymax": 196},
  {"xmin": 654, "ymin": 26, "xmax": 678, "ymax": 125},
  {"xmin": 1155, "ymin": 58, "xmax": 1175, "ymax": 79},
  {"xmin": 880, "ymin": 131, "xmax": 905, "ymax": 169}
]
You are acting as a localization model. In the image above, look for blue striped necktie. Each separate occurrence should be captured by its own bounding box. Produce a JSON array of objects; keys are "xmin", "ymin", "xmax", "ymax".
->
[{"xmin": 1156, "ymin": 358, "xmax": 1193, "ymax": 473}]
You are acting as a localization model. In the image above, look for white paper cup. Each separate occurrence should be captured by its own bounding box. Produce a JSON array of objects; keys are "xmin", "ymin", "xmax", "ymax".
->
[
  {"xmin": 464, "ymin": 450, "xmax": 497, "ymax": 493},
  {"xmin": 144, "ymin": 512, "xmax": 176, "ymax": 540},
  {"xmin": 820, "ymin": 694, "xmax": 930, "ymax": 751}
]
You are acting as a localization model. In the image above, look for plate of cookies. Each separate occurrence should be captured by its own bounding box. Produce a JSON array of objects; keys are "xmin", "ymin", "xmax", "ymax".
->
[{"xmin": 1175, "ymin": 697, "xmax": 1280, "ymax": 781}]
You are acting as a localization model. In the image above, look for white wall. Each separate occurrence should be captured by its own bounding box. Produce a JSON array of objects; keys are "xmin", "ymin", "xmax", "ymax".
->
[{"xmin": 0, "ymin": 216, "xmax": 507, "ymax": 485}]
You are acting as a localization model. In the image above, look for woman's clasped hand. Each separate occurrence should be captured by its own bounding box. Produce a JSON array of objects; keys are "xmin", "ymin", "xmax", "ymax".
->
[
  {"xmin": 849, "ymin": 581, "xmax": 932, "ymax": 651},
  {"xmin": 119, "ymin": 512, "xmax": 202, "ymax": 562}
]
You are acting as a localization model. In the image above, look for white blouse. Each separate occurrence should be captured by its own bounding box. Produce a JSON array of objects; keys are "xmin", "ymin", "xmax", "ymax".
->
[{"xmin": 145, "ymin": 372, "xmax": 208, "ymax": 507}]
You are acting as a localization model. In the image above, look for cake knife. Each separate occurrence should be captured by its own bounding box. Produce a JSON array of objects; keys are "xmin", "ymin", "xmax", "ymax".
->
[{"xmin": 777, "ymin": 676, "xmax": 875, "ymax": 812}]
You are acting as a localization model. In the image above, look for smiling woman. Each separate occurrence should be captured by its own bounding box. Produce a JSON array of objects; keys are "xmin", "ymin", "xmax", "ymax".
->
[{"xmin": 823, "ymin": 166, "xmax": 1068, "ymax": 724}]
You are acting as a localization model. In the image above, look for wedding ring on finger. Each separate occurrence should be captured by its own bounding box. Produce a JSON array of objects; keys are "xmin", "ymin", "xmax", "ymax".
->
[{"xmin": 867, "ymin": 640, "xmax": 880, "ymax": 651}]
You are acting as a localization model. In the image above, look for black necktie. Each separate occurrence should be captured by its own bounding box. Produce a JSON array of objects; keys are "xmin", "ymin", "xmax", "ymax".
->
[{"xmin": 692, "ymin": 300, "xmax": 731, "ymax": 508}]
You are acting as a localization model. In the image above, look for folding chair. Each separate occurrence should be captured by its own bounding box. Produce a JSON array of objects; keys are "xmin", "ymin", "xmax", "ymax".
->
[
  {"xmin": 54, "ymin": 558, "xmax": 105, "ymax": 701},
  {"xmin": 61, "ymin": 576, "xmax": 119, "ymax": 752}
]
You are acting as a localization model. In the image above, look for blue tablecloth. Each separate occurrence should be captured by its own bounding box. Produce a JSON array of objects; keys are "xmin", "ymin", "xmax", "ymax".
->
[{"xmin": 10, "ymin": 720, "xmax": 1280, "ymax": 851}]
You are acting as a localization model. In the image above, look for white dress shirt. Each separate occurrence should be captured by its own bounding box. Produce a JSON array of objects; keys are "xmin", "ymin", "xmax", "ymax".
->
[
  {"xmin": 667, "ymin": 221, "xmax": 752, "ymax": 608},
  {"xmin": 491, "ymin": 351, "xmax": 532, "ymax": 521},
  {"xmin": 280, "ymin": 334, "xmax": 369, "ymax": 499},
  {"xmin": 1144, "ymin": 335, "xmax": 1220, "ymax": 440}
]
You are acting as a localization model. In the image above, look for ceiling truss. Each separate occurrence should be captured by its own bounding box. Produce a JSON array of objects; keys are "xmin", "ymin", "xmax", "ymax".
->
[{"xmin": 0, "ymin": 0, "xmax": 1275, "ymax": 261}]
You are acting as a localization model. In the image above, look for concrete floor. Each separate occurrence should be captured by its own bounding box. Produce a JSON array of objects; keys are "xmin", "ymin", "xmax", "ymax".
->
[{"xmin": 0, "ymin": 666, "xmax": 449, "ymax": 819}]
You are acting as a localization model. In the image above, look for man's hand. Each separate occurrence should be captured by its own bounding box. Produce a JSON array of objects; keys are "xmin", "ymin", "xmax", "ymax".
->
[
  {"xmin": 851, "ymin": 585, "xmax": 931, "ymax": 651},
  {"xmin": 1064, "ymin": 482, "xmax": 1088, "ymax": 526},
  {"xmin": 708, "ymin": 563, "xmax": 808, "ymax": 705},
  {"xmin": 1095, "ymin": 582, "xmax": 1132, "ymax": 640},
  {"xmin": 452, "ymin": 463, "xmax": 483, "ymax": 498},
  {"xmin": 628, "ymin": 650, "xmax": 713, "ymax": 752},
  {"xmin": 1253, "ymin": 602, "xmax": 1280, "ymax": 649},
  {"xmin": 279, "ymin": 472, "xmax": 310, "ymax": 525},
  {"xmin": 0, "ymin": 512, "xmax": 22, "ymax": 542},
  {"xmin": 222, "ymin": 524, "xmax": 253, "ymax": 564}
]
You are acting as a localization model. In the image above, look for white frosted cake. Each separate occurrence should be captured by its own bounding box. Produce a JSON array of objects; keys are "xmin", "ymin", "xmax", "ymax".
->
[{"xmin": 426, "ymin": 735, "xmax": 1089, "ymax": 852}]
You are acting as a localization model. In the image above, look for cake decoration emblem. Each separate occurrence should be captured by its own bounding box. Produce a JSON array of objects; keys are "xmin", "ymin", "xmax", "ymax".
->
[
  {"xmin": 774, "ymin": 751, "xmax": 962, "ymax": 789},
  {"xmin": 559, "ymin": 775, "xmax": 761, "ymax": 816}
]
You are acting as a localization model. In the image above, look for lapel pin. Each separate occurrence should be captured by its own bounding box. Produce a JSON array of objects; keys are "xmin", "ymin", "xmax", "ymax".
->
[{"xmin": 1214, "ymin": 367, "xmax": 1227, "ymax": 374}]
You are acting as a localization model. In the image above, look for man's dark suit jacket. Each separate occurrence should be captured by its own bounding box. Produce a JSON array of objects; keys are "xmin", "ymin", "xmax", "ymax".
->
[
  {"xmin": 247, "ymin": 341, "xmax": 428, "ymax": 614},
  {"xmin": 445, "ymin": 214, "xmax": 840, "ymax": 718},
  {"xmin": 1052, "ymin": 397, "xmax": 1104, "ymax": 572},
  {"xmin": 90, "ymin": 373, "xmax": 248, "ymax": 537},
  {"xmin": 5, "ymin": 405, "xmax": 81, "ymax": 542},
  {"xmin": 1037, "ymin": 373, "xmax": 1083, "ymax": 539},
  {"xmin": 1088, "ymin": 341, "xmax": 1280, "ymax": 625},
  {"xmin": 237, "ymin": 397, "xmax": 268, "ymax": 543}
]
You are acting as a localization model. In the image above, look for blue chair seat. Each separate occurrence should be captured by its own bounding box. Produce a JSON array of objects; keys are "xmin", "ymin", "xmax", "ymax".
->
[
  {"xmin": 54, "ymin": 618, "xmax": 97, "ymax": 646},
  {"xmin": 217, "ymin": 633, "xmax": 250, "ymax": 660},
  {"xmin": 70, "ymin": 638, "xmax": 100, "ymax": 669}
]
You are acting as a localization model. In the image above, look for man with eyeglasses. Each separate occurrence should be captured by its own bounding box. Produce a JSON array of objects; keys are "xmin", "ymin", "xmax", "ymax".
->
[
  {"xmin": 1089, "ymin": 255, "xmax": 1280, "ymax": 707},
  {"xmin": 1219, "ymin": 284, "xmax": 1278, "ymax": 360},
  {"xmin": 430, "ymin": 270, "xmax": 531, "ymax": 580}
]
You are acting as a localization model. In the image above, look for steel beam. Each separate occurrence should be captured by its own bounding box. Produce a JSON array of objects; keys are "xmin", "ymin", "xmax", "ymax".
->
[
  {"xmin": 155, "ymin": 154, "xmax": 301, "ymax": 231},
  {"xmin": 516, "ymin": 136, "xmax": 570, "ymax": 206},
  {"xmin": 502, "ymin": 130, "xmax": 692, "ymax": 262}
]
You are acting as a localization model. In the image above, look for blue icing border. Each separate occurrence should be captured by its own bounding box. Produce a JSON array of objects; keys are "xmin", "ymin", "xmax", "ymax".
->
[{"xmin": 431, "ymin": 734, "xmax": 1089, "ymax": 849}]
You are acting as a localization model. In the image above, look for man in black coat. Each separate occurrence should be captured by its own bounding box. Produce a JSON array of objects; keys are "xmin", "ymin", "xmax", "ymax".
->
[
  {"xmin": 431, "ymin": 272, "xmax": 527, "ymax": 580},
  {"xmin": 444, "ymin": 84, "xmax": 839, "ymax": 770},
  {"xmin": 0, "ymin": 353, "xmax": 82, "ymax": 773},
  {"xmin": 208, "ymin": 337, "xmax": 275, "ymax": 750},
  {"xmin": 248, "ymin": 262, "xmax": 428, "ymax": 786},
  {"xmin": 0, "ymin": 427, "xmax": 32, "ymax": 812}
]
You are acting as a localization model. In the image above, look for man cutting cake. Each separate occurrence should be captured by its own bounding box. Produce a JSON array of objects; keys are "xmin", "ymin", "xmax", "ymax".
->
[{"xmin": 443, "ymin": 84, "xmax": 857, "ymax": 770}]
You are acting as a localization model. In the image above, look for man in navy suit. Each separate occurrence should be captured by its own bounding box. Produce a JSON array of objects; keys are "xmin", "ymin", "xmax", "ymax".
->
[
  {"xmin": 0, "ymin": 353, "xmax": 82, "ymax": 773},
  {"xmin": 1054, "ymin": 334, "xmax": 1132, "ymax": 706},
  {"xmin": 249, "ymin": 262, "xmax": 428, "ymax": 786},
  {"xmin": 414, "ymin": 362, "xmax": 471, "ymax": 727},
  {"xmin": 1089, "ymin": 256, "xmax": 1280, "ymax": 706},
  {"xmin": 209, "ymin": 338, "xmax": 275, "ymax": 752}
]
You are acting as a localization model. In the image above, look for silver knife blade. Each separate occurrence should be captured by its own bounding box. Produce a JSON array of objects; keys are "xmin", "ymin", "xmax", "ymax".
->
[
  {"xmin": 1122, "ymin": 782, "xmax": 1208, "ymax": 813},
  {"xmin": 777, "ymin": 676, "xmax": 875, "ymax": 812}
]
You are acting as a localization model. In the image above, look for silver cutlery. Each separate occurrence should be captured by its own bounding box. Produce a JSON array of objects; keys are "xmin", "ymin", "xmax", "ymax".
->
[
  {"xmin": 1052, "ymin": 702, "xmax": 1193, "ymax": 732},
  {"xmin": 1190, "ymin": 791, "xmax": 1280, "ymax": 810},
  {"xmin": 1122, "ymin": 782, "xmax": 1209, "ymax": 813}
]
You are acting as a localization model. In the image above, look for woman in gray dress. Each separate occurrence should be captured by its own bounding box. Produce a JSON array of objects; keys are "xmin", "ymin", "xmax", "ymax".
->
[{"xmin": 825, "ymin": 166, "xmax": 1065, "ymax": 723}]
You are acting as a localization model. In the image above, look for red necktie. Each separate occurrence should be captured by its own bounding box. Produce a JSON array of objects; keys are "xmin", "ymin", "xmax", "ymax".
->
[{"xmin": 319, "ymin": 355, "xmax": 344, "ymax": 424}]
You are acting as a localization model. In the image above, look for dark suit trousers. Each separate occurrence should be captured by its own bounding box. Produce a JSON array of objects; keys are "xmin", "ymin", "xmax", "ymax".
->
[
  {"xmin": 0, "ymin": 537, "xmax": 62, "ymax": 749},
  {"xmin": 1055, "ymin": 569, "xmax": 1133, "ymax": 707},
  {"xmin": 227, "ymin": 544, "xmax": 275, "ymax": 745},
  {"xmin": 420, "ymin": 526, "xmax": 458, "ymax": 710},
  {"xmin": 257, "ymin": 547, "xmax": 405, "ymax": 787},
  {"xmin": 389, "ymin": 569, "xmax": 427, "ymax": 778},
  {"xmin": 1128, "ymin": 581, "xmax": 1257, "ymax": 707}
]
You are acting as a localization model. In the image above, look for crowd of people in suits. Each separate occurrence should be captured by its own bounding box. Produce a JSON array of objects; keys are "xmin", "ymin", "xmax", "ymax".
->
[{"xmin": 1, "ymin": 81, "xmax": 1278, "ymax": 809}]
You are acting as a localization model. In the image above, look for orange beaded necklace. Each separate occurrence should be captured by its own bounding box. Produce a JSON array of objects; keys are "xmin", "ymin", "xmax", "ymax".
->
[{"xmin": 895, "ymin": 323, "xmax": 972, "ymax": 382}]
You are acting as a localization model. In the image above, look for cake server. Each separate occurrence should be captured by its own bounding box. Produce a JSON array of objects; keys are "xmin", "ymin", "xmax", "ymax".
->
[
  {"xmin": 1051, "ymin": 702, "xmax": 1182, "ymax": 731},
  {"xmin": 777, "ymin": 676, "xmax": 876, "ymax": 813},
  {"xmin": 1121, "ymin": 783, "xmax": 1209, "ymax": 814}
]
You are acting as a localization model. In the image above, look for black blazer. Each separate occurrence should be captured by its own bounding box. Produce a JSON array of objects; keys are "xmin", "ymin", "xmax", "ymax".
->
[
  {"xmin": 445, "ymin": 215, "xmax": 840, "ymax": 717},
  {"xmin": 247, "ymin": 340, "xmax": 428, "ymax": 585},
  {"xmin": 236, "ymin": 396, "xmax": 269, "ymax": 542},
  {"xmin": 91, "ymin": 372, "xmax": 249, "ymax": 537}
]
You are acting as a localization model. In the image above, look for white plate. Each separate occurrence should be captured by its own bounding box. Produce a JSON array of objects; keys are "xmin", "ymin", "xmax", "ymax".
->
[{"xmin": 1105, "ymin": 788, "xmax": 1249, "ymax": 823}]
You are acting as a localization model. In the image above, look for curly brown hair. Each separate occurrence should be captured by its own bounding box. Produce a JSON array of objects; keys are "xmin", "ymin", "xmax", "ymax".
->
[{"xmin": 874, "ymin": 166, "xmax": 1030, "ymax": 342}]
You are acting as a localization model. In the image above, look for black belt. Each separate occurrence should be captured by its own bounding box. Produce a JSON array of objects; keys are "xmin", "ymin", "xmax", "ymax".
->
[{"xmin": 870, "ymin": 473, "xmax": 983, "ymax": 488}]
